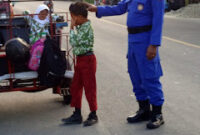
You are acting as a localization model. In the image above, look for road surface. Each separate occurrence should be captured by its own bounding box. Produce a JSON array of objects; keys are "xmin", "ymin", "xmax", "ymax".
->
[{"xmin": 0, "ymin": 1, "xmax": 200, "ymax": 135}]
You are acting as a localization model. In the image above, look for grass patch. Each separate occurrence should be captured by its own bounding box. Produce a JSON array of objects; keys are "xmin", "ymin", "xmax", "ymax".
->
[{"xmin": 84, "ymin": 0, "xmax": 94, "ymax": 4}]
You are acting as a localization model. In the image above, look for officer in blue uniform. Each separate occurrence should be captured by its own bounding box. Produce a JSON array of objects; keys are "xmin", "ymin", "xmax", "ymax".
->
[{"xmin": 87, "ymin": 0, "xmax": 165, "ymax": 129}]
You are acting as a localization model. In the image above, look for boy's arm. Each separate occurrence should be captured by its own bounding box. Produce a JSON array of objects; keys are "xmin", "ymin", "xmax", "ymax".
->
[
  {"xmin": 69, "ymin": 30, "xmax": 78, "ymax": 47},
  {"xmin": 70, "ymin": 26, "xmax": 94, "ymax": 48},
  {"xmin": 69, "ymin": 18, "xmax": 78, "ymax": 47}
]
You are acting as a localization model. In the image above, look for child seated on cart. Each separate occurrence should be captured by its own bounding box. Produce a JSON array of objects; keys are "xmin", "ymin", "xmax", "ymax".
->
[
  {"xmin": 23, "ymin": 4, "xmax": 62, "ymax": 71},
  {"xmin": 23, "ymin": 4, "xmax": 50, "ymax": 45},
  {"xmin": 23, "ymin": 4, "xmax": 62, "ymax": 45},
  {"xmin": 23, "ymin": 4, "xmax": 51, "ymax": 70}
]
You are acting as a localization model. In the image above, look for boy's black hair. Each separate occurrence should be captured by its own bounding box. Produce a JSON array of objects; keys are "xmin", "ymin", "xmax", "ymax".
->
[{"xmin": 69, "ymin": 2, "xmax": 89, "ymax": 18}]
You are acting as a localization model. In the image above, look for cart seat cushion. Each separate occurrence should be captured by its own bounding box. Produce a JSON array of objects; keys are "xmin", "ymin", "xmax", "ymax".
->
[
  {"xmin": 0, "ymin": 56, "xmax": 31, "ymax": 76},
  {"xmin": 0, "ymin": 70, "xmax": 74, "ymax": 82}
]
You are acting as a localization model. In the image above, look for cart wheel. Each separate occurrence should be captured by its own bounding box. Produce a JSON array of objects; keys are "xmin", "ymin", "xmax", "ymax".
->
[{"xmin": 63, "ymin": 95, "xmax": 71, "ymax": 105}]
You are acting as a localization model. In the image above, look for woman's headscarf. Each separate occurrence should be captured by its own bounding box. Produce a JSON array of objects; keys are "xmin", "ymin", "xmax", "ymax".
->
[{"xmin": 33, "ymin": 4, "xmax": 49, "ymax": 25}]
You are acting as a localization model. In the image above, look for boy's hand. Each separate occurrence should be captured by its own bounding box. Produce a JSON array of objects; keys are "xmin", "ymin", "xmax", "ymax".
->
[
  {"xmin": 70, "ymin": 18, "xmax": 76, "ymax": 30},
  {"xmin": 146, "ymin": 45, "xmax": 157, "ymax": 60},
  {"xmin": 87, "ymin": 4, "xmax": 97, "ymax": 12}
]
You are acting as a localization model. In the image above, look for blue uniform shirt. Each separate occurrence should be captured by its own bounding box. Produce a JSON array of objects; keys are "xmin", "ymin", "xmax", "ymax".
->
[{"xmin": 96, "ymin": 0, "xmax": 165, "ymax": 46}]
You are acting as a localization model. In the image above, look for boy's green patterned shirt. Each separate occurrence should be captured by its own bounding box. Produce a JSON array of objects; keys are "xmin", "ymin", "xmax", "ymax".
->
[{"xmin": 70, "ymin": 21, "xmax": 94, "ymax": 56}]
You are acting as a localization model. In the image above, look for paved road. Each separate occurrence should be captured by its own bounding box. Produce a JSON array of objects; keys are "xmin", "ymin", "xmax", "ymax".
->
[{"xmin": 0, "ymin": 1, "xmax": 200, "ymax": 135}]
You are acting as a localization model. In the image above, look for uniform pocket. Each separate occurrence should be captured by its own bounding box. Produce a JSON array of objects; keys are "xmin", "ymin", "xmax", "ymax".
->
[{"xmin": 143, "ymin": 58, "xmax": 163, "ymax": 79}]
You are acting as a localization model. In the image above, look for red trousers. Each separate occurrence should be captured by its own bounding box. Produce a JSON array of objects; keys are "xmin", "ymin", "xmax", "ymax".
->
[{"xmin": 70, "ymin": 54, "xmax": 97, "ymax": 111}]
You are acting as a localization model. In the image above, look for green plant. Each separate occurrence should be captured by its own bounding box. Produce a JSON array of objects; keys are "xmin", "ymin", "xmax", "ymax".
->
[{"xmin": 84, "ymin": 0, "xmax": 94, "ymax": 4}]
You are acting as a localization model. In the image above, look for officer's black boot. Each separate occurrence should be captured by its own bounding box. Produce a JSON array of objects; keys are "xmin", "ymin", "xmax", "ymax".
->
[
  {"xmin": 146, "ymin": 105, "xmax": 164, "ymax": 129},
  {"xmin": 127, "ymin": 100, "xmax": 151, "ymax": 123}
]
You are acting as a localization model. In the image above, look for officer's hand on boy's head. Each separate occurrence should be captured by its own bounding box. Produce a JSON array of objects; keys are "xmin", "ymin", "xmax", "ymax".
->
[
  {"xmin": 146, "ymin": 45, "xmax": 157, "ymax": 60},
  {"xmin": 87, "ymin": 4, "xmax": 97, "ymax": 12}
]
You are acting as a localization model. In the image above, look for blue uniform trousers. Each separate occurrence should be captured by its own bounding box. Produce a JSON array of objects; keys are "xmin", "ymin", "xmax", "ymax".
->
[{"xmin": 127, "ymin": 35, "xmax": 164, "ymax": 106}]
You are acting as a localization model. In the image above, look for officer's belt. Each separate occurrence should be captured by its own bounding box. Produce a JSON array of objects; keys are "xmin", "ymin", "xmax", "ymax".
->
[{"xmin": 128, "ymin": 25, "xmax": 152, "ymax": 34}]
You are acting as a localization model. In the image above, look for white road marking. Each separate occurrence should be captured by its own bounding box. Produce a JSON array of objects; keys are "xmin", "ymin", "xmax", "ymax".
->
[{"xmin": 89, "ymin": 16, "xmax": 200, "ymax": 49}]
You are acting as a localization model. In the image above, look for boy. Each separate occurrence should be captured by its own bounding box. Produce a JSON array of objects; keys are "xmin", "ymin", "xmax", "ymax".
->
[{"xmin": 62, "ymin": 2, "xmax": 98, "ymax": 127}]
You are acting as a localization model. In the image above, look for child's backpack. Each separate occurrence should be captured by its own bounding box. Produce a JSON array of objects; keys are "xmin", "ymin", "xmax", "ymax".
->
[
  {"xmin": 28, "ymin": 39, "xmax": 44, "ymax": 71},
  {"xmin": 38, "ymin": 37, "xmax": 67, "ymax": 87}
]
